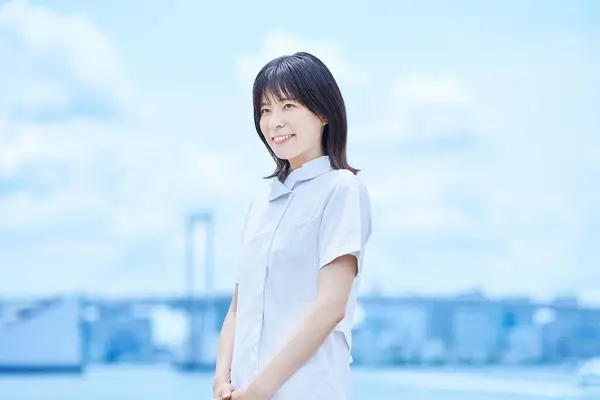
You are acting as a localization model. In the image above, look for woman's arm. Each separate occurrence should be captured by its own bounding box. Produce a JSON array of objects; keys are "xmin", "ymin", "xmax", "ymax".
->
[
  {"xmin": 243, "ymin": 255, "xmax": 357, "ymax": 399},
  {"xmin": 213, "ymin": 284, "xmax": 238, "ymax": 393}
]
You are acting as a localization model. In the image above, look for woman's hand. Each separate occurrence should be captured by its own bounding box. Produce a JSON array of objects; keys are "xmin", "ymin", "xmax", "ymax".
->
[
  {"xmin": 230, "ymin": 386, "xmax": 269, "ymax": 400},
  {"xmin": 213, "ymin": 380, "xmax": 234, "ymax": 400}
]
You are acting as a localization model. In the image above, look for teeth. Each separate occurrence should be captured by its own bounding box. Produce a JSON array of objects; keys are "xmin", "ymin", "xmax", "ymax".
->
[{"xmin": 274, "ymin": 134, "xmax": 293, "ymax": 143}]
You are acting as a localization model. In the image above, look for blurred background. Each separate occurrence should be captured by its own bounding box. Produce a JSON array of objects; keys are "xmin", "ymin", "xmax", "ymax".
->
[{"xmin": 1, "ymin": 0, "xmax": 599, "ymax": 399}]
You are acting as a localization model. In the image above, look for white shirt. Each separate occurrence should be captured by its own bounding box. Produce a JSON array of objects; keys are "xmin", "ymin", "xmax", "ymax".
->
[{"xmin": 230, "ymin": 155, "xmax": 372, "ymax": 400}]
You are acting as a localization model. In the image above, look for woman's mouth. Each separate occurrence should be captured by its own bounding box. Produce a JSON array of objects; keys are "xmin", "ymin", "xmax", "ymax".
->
[{"xmin": 273, "ymin": 134, "xmax": 295, "ymax": 144}]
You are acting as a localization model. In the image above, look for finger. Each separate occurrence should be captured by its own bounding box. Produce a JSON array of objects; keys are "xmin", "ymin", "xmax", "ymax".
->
[{"xmin": 221, "ymin": 383, "xmax": 234, "ymax": 400}]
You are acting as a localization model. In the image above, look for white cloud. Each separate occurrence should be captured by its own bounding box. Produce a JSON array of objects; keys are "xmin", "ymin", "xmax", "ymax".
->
[
  {"xmin": 0, "ymin": 115, "xmax": 259, "ymax": 232},
  {"xmin": 0, "ymin": 236, "xmax": 122, "ymax": 296},
  {"xmin": 367, "ymin": 157, "xmax": 462, "ymax": 206},
  {"xmin": 18, "ymin": 81, "xmax": 71, "ymax": 111},
  {"xmin": 396, "ymin": 75, "xmax": 474, "ymax": 106},
  {"xmin": 355, "ymin": 74, "xmax": 493, "ymax": 143},
  {"xmin": 347, "ymin": 62, "xmax": 600, "ymax": 301},
  {"xmin": 234, "ymin": 30, "xmax": 368, "ymax": 92},
  {"xmin": 0, "ymin": 0, "xmax": 134, "ymax": 116},
  {"xmin": 0, "ymin": 119, "xmax": 257, "ymax": 294},
  {"xmin": 385, "ymin": 206, "xmax": 475, "ymax": 234},
  {"xmin": 0, "ymin": 1, "xmax": 263, "ymax": 295}
]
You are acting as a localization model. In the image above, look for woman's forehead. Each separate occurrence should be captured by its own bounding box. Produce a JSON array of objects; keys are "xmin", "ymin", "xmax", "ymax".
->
[{"xmin": 260, "ymin": 89, "xmax": 296, "ymax": 105}]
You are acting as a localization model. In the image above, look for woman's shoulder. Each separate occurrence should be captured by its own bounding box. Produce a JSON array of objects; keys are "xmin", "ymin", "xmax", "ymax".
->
[{"xmin": 325, "ymin": 168, "xmax": 369, "ymax": 195}]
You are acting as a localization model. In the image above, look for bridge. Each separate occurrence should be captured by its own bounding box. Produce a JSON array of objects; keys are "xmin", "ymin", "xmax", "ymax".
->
[{"xmin": 3, "ymin": 210, "xmax": 600, "ymax": 372}]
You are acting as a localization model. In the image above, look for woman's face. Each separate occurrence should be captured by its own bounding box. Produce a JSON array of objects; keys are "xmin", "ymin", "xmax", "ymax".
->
[{"xmin": 259, "ymin": 92, "xmax": 326, "ymax": 170}]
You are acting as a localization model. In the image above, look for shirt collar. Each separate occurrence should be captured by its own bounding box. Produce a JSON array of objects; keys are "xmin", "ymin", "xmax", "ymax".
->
[{"xmin": 268, "ymin": 155, "xmax": 333, "ymax": 202}]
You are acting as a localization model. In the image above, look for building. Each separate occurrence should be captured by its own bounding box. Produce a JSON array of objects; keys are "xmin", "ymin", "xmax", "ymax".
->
[{"xmin": 0, "ymin": 296, "xmax": 83, "ymax": 373}]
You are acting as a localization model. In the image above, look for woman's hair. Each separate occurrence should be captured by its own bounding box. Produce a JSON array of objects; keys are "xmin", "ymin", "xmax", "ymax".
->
[{"xmin": 252, "ymin": 51, "xmax": 358, "ymax": 181}]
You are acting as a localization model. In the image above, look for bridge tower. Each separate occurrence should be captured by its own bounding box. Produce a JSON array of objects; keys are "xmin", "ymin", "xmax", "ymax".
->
[{"xmin": 178, "ymin": 211, "xmax": 218, "ymax": 370}]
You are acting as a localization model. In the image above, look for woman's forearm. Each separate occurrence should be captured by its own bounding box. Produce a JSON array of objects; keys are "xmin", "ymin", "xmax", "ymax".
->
[
  {"xmin": 247, "ymin": 256, "xmax": 357, "ymax": 398},
  {"xmin": 214, "ymin": 309, "xmax": 237, "ymax": 382},
  {"xmin": 248, "ymin": 299, "xmax": 345, "ymax": 397},
  {"xmin": 214, "ymin": 286, "xmax": 238, "ymax": 385}
]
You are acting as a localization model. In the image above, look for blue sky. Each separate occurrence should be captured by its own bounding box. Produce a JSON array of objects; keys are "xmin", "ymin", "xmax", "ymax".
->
[{"xmin": 1, "ymin": 0, "xmax": 599, "ymax": 303}]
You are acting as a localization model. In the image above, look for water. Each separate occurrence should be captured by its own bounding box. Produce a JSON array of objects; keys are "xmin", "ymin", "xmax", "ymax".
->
[{"xmin": 0, "ymin": 366, "xmax": 598, "ymax": 399}]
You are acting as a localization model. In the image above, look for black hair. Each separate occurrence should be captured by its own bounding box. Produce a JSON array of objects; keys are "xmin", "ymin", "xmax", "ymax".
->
[{"xmin": 252, "ymin": 51, "xmax": 359, "ymax": 182}]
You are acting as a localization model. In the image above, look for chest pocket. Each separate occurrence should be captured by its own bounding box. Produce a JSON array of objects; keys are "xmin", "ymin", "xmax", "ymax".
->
[{"xmin": 268, "ymin": 216, "xmax": 321, "ymax": 301}]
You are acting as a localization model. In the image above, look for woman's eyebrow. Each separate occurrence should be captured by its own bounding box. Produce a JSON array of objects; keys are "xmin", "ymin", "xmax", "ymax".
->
[
  {"xmin": 261, "ymin": 97, "xmax": 294, "ymax": 106},
  {"xmin": 260, "ymin": 95, "xmax": 276, "ymax": 105}
]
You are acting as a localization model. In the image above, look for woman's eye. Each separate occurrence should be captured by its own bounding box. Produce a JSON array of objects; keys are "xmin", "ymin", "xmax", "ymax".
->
[
  {"xmin": 261, "ymin": 108, "xmax": 270, "ymax": 114},
  {"xmin": 284, "ymin": 103, "xmax": 295, "ymax": 109}
]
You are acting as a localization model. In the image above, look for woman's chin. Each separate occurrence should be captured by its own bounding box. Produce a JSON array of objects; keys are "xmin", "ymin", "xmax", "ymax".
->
[{"xmin": 273, "ymin": 149, "xmax": 300, "ymax": 162}]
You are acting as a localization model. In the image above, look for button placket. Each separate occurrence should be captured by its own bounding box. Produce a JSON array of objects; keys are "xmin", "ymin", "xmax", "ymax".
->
[{"xmin": 255, "ymin": 192, "xmax": 295, "ymax": 371}]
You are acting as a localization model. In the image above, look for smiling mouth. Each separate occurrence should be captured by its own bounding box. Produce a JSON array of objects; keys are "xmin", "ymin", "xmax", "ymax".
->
[{"xmin": 272, "ymin": 134, "xmax": 295, "ymax": 144}]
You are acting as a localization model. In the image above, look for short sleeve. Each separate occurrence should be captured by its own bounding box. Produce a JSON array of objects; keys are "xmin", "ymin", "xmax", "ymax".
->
[{"xmin": 318, "ymin": 175, "xmax": 371, "ymax": 270}]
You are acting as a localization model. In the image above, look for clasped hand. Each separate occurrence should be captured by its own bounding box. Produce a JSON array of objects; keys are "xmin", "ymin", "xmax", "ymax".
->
[{"xmin": 214, "ymin": 382, "xmax": 269, "ymax": 400}]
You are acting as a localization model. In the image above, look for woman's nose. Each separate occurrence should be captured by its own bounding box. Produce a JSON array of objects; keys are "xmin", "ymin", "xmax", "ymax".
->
[{"xmin": 268, "ymin": 111, "xmax": 285, "ymax": 130}]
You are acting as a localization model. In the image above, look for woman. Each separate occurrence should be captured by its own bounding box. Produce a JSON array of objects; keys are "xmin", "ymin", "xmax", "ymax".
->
[{"xmin": 213, "ymin": 51, "xmax": 372, "ymax": 400}]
